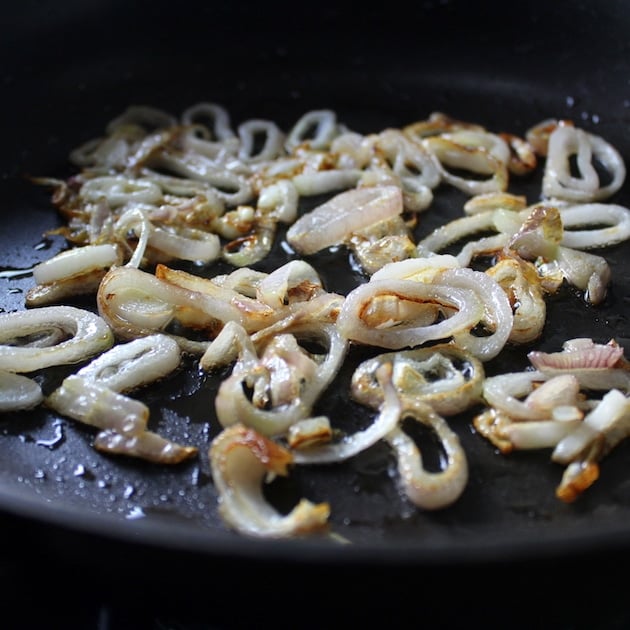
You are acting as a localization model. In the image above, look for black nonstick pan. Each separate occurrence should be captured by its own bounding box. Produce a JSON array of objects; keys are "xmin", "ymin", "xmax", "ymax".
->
[{"xmin": 2, "ymin": 0, "xmax": 630, "ymax": 626}]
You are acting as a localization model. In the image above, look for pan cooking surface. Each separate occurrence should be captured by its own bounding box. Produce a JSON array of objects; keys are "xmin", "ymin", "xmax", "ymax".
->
[{"xmin": 3, "ymin": 0, "xmax": 630, "ymax": 567}]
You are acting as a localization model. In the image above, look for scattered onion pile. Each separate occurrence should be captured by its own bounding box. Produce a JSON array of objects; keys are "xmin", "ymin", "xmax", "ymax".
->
[{"xmin": 2, "ymin": 103, "xmax": 630, "ymax": 540}]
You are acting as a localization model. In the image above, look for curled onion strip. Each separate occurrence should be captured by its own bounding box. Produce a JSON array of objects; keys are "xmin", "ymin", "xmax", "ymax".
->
[
  {"xmin": 559, "ymin": 203, "xmax": 630, "ymax": 250},
  {"xmin": 209, "ymin": 423, "xmax": 330, "ymax": 538},
  {"xmin": 0, "ymin": 370, "xmax": 44, "ymax": 412},
  {"xmin": 351, "ymin": 344, "xmax": 484, "ymax": 417},
  {"xmin": 0, "ymin": 306, "xmax": 114, "ymax": 373},
  {"xmin": 386, "ymin": 399, "xmax": 468, "ymax": 510},
  {"xmin": 292, "ymin": 362, "xmax": 400, "ymax": 464},
  {"xmin": 237, "ymin": 119, "xmax": 285, "ymax": 164},
  {"xmin": 285, "ymin": 109, "xmax": 340, "ymax": 151},
  {"xmin": 336, "ymin": 278, "xmax": 485, "ymax": 350}
]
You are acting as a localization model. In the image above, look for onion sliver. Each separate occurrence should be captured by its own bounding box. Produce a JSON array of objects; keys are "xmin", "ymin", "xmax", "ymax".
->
[
  {"xmin": 0, "ymin": 306, "xmax": 114, "ymax": 373},
  {"xmin": 0, "ymin": 370, "xmax": 44, "ymax": 411},
  {"xmin": 285, "ymin": 185, "xmax": 403, "ymax": 255},
  {"xmin": 336, "ymin": 278, "xmax": 485, "ymax": 350}
]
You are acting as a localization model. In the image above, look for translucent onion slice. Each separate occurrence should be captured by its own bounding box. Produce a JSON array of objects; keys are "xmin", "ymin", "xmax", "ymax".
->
[
  {"xmin": 285, "ymin": 185, "xmax": 403, "ymax": 255},
  {"xmin": 93, "ymin": 428, "xmax": 198, "ymax": 464},
  {"xmin": 336, "ymin": 278, "xmax": 485, "ymax": 350},
  {"xmin": 386, "ymin": 399, "xmax": 468, "ymax": 510},
  {"xmin": 75, "ymin": 334, "xmax": 181, "ymax": 393},
  {"xmin": 0, "ymin": 306, "xmax": 114, "ymax": 373},
  {"xmin": 559, "ymin": 203, "xmax": 630, "ymax": 250},
  {"xmin": 209, "ymin": 423, "xmax": 330, "ymax": 538},
  {"xmin": 32, "ymin": 244, "xmax": 121, "ymax": 285},
  {"xmin": 291, "ymin": 363, "xmax": 401, "ymax": 464},
  {"xmin": 351, "ymin": 343, "xmax": 484, "ymax": 417},
  {"xmin": 0, "ymin": 370, "xmax": 44, "ymax": 412}
]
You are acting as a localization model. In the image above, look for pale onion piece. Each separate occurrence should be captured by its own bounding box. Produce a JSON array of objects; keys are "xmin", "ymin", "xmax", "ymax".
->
[
  {"xmin": 106, "ymin": 105, "xmax": 177, "ymax": 135},
  {"xmin": 287, "ymin": 416, "xmax": 333, "ymax": 449},
  {"xmin": 371, "ymin": 254, "xmax": 460, "ymax": 283},
  {"xmin": 486, "ymin": 257, "xmax": 547, "ymax": 345},
  {"xmin": 211, "ymin": 268, "xmax": 267, "ymax": 298},
  {"xmin": 180, "ymin": 102, "xmax": 236, "ymax": 140},
  {"xmin": 553, "ymin": 245, "xmax": 611, "ymax": 305},
  {"xmin": 421, "ymin": 135, "xmax": 508, "ymax": 195},
  {"xmin": 76, "ymin": 334, "xmax": 181, "ymax": 393},
  {"xmin": 155, "ymin": 151, "xmax": 253, "ymax": 206},
  {"xmin": 25, "ymin": 268, "xmax": 112, "ymax": 308},
  {"xmin": 285, "ymin": 109, "xmax": 339, "ymax": 151},
  {"xmin": 0, "ymin": 306, "xmax": 114, "ymax": 373},
  {"xmin": 386, "ymin": 399, "xmax": 468, "ymax": 510},
  {"xmin": 358, "ymin": 163, "xmax": 433, "ymax": 213},
  {"xmin": 0, "ymin": 370, "xmax": 44, "ymax": 412},
  {"xmin": 437, "ymin": 267, "xmax": 513, "ymax": 362},
  {"xmin": 291, "ymin": 362, "xmax": 401, "ymax": 464},
  {"xmin": 336, "ymin": 278, "xmax": 485, "ymax": 350},
  {"xmin": 179, "ymin": 125, "xmax": 241, "ymax": 168},
  {"xmin": 257, "ymin": 180, "xmax": 299, "ymax": 224},
  {"xmin": 416, "ymin": 210, "xmax": 499, "ymax": 258},
  {"xmin": 504, "ymin": 418, "xmax": 582, "ymax": 450},
  {"xmin": 403, "ymin": 112, "xmax": 486, "ymax": 141},
  {"xmin": 543, "ymin": 125, "xmax": 626, "ymax": 201},
  {"xmin": 256, "ymin": 260, "xmax": 323, "ymax": 309},
  {"xmin": 209, "ymin": 423, "xmax": 330, "ymax": 538},
  {"xmin": 330, "ymin": 131, "xmax": 373, "ymax": 169},
  {"xmin": 525, "ymin": 118, "xmax": 573, "ymax": 156},
  {"xmin": 463, "ymin": 192, "xmax": 527, "ymax": 215},
  {"xmin": 559, "ymin": 203, "xmax": 630, "ymax": 249},
  {"xmin": 350, "ymin": 343, "xmax": 484, "ymax": 417},
  {"xmin": 482, "ymin": 370, "xmax": 548, "ymax": 421},
  {"xmin": 522, "ymin": 374, "xmax": 581, "ymax": 414},
  {"xmin": 114, "ymin": 205, "xmax": 153, "ymax": 269},
  {"xmin": 32, "ymin": 244, "xmax": 121, "ymax": 285},
  {"xmin": 199, "ymin": 320, "xmax": 256, "ymax": 372},
  {"xmin": 215, "ymin": 314, "xmax": 348, "ymax": 436},
  {"xmin": 442, "ymin": 130, "xmax": 511, "ymax": 165},
  {"xmin": 292, "ymin": 169, "xmax": 362, "ymax": 197},
  {"xmin": 237, "ymin": 119, "xmax": 285, "ymax": 163},
  {"xmin": 552, "ymin": 389, "xmax": 630, "ymax": 465},
  {"xmin": 285, "ymin": 185, "xmax": 403, "ymax": 255},
  {"xmin": 47, "ymin": 375, "xmax": 149, "ymax": 435},
  {"xmin": 93, "ymin": 428, "xmax": 198, "ymax": 464},
  {"xmin": 145, "ymin": 225, "xmax": 221, "ymax": 263},
  {"xmin": 370, "ymin": 128, "xmax": 442, "ymax": 207},
  {"xmin": 80, "ymin": 176, "xmax": 163, "ymax": 207}
]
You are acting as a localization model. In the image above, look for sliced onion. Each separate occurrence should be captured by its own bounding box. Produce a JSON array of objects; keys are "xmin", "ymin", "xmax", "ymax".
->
[
  {"xmin": 0, "ymin": 370, "xmax": 44, "ymax": 411},
  {"xmin": 209, "ymin": 423, "xmax": 330, "ymax": 538},
  {"xmin": 285, "ymin": 185, "xmax": 403, "ymax": 255},
  {"xmin": 0, "ymin": 306, "xmax": 114, "ymax": 373}
]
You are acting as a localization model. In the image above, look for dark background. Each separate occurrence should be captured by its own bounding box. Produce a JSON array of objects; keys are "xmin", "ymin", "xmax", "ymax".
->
[{"xmin": 2, "ymin": 1, "xmax": 630, "ymax": 627}]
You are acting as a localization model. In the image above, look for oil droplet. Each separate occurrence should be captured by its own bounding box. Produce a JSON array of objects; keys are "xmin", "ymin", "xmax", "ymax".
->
[
  {"xmin": 34, "ymin": 238, "xmax": 53, "ymax": 251},
  {"xmin": 565, "ymin": 95, "xmax": 575, "ymax": 107},
  {"xmin": 126, "ymin": 506, "xmax": 145, "ymax": 520},
  {"xmin": 7, "ymin": 288, "xmax": 22, "ymax": 295},
  {"xmin": 73, "ymin": 464, "xmax": 85, "ymax": 476},
  {"xmin": 36, "ymin": 420, "xmax": 65, "ymax": 449},
  {"xmin": 34, "ymin": 469, "xmax": 46, "ymax": 480},
  {"xmin": 0, "ymin": 267, "xmax": 34, "ymax": 279},
  {"xmin": 123, "ymin": 484, "xmax": 135, "ymax": 499}
]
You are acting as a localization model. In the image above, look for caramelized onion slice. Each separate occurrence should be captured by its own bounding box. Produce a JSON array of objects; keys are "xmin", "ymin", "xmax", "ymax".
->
[{"xmin": 209, "ymin": 423, "xmax": 330, "ymax": 538}]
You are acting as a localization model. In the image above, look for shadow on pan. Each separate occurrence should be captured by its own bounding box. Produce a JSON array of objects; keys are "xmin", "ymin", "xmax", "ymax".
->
[{"xmin": 2, "ymin": 0, "xmax": 630, "ymax": 622}]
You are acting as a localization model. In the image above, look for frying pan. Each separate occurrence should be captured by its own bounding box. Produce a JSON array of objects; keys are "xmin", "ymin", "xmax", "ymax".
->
[{"xmin": 2, "ymin": 0, "xmax": 630, "ymax": 625}]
